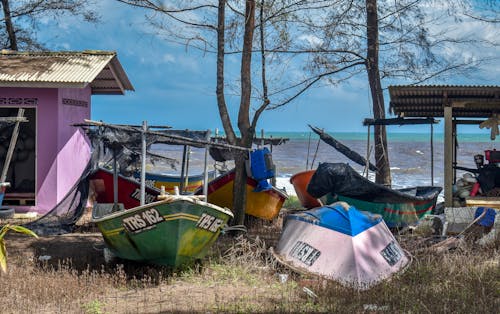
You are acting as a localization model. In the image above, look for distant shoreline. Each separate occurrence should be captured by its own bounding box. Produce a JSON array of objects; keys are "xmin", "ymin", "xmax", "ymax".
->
[{"xmin": 216, "ymin": 131, "xmax": 496, "ymax": 142}]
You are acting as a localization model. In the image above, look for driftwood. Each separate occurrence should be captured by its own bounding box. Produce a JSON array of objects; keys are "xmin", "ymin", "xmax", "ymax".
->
[
  {"xmin": 429, "ymin": 209, "xmax": 489, "ymax": 253},
  {"xmin": 77, "ymin": 120, "xmax": 250, "ymax": 152},
  {"xmin": 309, "ymin": 125, "xmax": 378, "ymax": 171}
]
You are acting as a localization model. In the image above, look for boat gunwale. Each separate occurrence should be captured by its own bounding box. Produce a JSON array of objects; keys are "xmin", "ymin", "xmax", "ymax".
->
[
  {"xmin": 91, "ymin": 195, "xmax": 233, "ymax": 223},
  {"xmin": 203, "ymin": 169, "xmax": 289, "ymax": 199}
]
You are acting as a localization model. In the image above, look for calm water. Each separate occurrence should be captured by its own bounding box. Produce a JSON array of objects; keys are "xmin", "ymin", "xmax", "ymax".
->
[{"xmin": 151, "ymin": 132, "xmax": 500, "ymax": 192}]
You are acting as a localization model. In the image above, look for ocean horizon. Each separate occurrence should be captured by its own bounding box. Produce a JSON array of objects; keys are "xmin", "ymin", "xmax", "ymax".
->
[
  {"xmin": 151, "ymin": 128, "xmax": 499, "ymax": 197},
  {"xmin": 220, "ymin": 131, "xmax": 498, "ymax": 143}
]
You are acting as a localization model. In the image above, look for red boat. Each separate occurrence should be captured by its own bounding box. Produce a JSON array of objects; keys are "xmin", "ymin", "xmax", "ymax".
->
[{"xmin": 90, "ymin": 168, "xmax": 160, "ymax": 209}]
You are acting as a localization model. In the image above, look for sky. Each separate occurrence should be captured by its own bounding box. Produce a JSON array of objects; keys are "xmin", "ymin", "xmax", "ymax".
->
[{"xmin": 37, "ymin": 1, "xmax": 499, "ymax": 133}]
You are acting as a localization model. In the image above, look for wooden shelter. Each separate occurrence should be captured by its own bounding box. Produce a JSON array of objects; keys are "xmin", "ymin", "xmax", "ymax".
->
[
  {"xmin": 388, "ymin": 85, "xmax": 500, "ymax": 207},
  {"xmin": 0, "ymin": 50, "xmax": 133, "ymax": 214}
]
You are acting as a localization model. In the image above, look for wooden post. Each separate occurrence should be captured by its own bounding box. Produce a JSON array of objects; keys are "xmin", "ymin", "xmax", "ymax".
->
[
  {"xmin": 306, "ymin": 132, "xmax": 311, "ymax": 170},
  {"xmin": 113, "ymin": 148, "xmax": 119, "ymax": 210},
  {"xmin": 140, "ymin": 120, "xmax": 147, "ymax": 206},
  {"xmin": 184, "ymin": 146, "xmax": 191, "ymax": 193},
  {"xmin": 180, "ymin": 145, "xmax": 188, "ymax": 193},
  {"xmin": 430, "ymin": 122, "xmax": 434, "ymax": 186},
  {"xmin": 444, "ymin": 105, "xmax": 453, "ymax": 207},
  {"xmin": 365, "ymin": 124, "xmax": 371, "ymax": 178},
  {"xmin": 203, "ymin": 130, "xmax": 211, "ymax": 198}
]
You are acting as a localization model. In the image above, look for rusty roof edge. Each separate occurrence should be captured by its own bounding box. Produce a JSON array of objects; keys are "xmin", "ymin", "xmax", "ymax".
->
[
  {"xmin": 108, "ymin": 55, "xmax": 134, "ymax": 92},
  {"xmin": 0, "ymin": 49, "xmax": 116, "ymax": 56}
]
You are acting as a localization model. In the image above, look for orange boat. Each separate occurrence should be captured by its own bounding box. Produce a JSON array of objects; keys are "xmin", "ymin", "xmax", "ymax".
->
[
  {"xmin": 198, "ymin": 170, "xmax": 288, "ymax": 220},
  {"xmin": 290, "ymin": 170, "xmax": 322, "ymax": 208}
]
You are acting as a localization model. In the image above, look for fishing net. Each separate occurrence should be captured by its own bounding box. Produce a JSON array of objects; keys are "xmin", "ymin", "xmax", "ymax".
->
[
  {"xmin": 22, "ymin": 122, "xmax": 252, "ymax": 235},
  {"xmin": 24, "ymin": 163, "xmax": 93, "ymax": 236}
]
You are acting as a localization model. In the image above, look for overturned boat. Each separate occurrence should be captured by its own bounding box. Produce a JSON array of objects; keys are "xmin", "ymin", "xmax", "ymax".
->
[
  {"xmin": 273, "ymin": 202, "xmax": 409, "ymax": 290},
  {"xmin": 307, "ymin": 163, "xmax": 442, "ymax": 228}
]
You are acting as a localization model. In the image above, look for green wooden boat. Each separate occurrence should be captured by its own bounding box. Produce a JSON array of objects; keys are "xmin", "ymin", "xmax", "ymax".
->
[{"xmin": 92, "ymin": 195, "xmax": 233, "ymax": 267}]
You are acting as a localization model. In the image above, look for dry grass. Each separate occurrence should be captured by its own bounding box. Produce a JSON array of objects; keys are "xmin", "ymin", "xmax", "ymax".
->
[{"xmin": 0, "ymin": 216, "xmax": 498, "ymax": 313}]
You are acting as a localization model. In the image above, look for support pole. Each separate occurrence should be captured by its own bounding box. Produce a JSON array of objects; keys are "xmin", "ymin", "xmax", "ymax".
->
[
  {"xmin": 430, "ymin": 122, "xmax": 434, "ymax": 186},
  {"xmin": 180, "ymin": 145, "xmax": 188, "ymax": 193},
  {"xmin": 113, "ymin": 148, "xmax": 119, "ymax": 210},
  {"xmin": 306, "ymin": 132, "xmax": 311, "ymax": 170},
  {"xmin": 140, "ymin": 120, "xmax": 147, "ymax": 206},
  {"xmin": 183, "ymin": 146, "xmax": 191, "ymax": 193},
  {"xmin": 364, "ymin": 124, "xmax": 371, "ymax": 178},
  {"xmin": 444, "ymin": 105, "xmax": 453, "ymax": 207},
  {"xmin": 203, "ymin": 129, "xmax": 211, "ymax": 199}
]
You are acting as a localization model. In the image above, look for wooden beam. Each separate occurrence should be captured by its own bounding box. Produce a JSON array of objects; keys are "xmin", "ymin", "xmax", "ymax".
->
[
  {"xmin": 444, "ymin": 105, "xmax": 453, "ymax": 207},
  {"xmin": 104, "ymin": 64, "xmax": 125, "ymax": 95}
]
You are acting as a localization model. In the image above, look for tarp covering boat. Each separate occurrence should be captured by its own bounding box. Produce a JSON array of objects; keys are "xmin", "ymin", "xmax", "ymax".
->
[
  {"xmin": 273, "ymin": 202, "xmax": 409, "ymax": 290},
  {"xmin": 307, "ymin": 163, "xmax": 442, "ymax": 227}
]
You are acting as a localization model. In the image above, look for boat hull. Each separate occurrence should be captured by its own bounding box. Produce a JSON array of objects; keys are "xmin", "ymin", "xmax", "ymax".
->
[
  {"xmin": 328, "ymin": 194, "xmax": 437, "ymax": 228},
  {"xmin": 90, "ymin": 168, "xmax": 160, "ymax": 210},
  {"xmin": 307, "ymin": 163, "xmax": 442, "ymax": 227},
  {"xmin": 290, "ymin": 170, "xmax": 321, "ymax": 208},
  {"xmin": 274, "ymin": 205, "xmax": 408, "ymax": 290},
  {"xmin": 93, "ymin": 196, "xmax": 233, "ymax": 267},
  {"xmin": 200, "ymin": 170, "xmax": 288, "ymax": 220},
  {"xmin": 134, "ymin": 171, "xmax": 215, "ymax": 194}
]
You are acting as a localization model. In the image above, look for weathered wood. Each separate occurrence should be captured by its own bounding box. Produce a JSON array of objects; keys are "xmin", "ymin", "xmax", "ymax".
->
[
  {"xmin": 0, "ymin": 117, "xmax": 28, "ymax": 122},
  {"xmin": 310, "ymin": 125, "xmax": 378, "ymax": 171},
  {"xmin": 78, "ymin": 119, "xmax": 249, "ymax": 151},
  {"xmin": 465, "ymin": 197, "xmax": 500, "ymax": 209},
  {"xmin": 444, "ymin": 106, "xmax": 453, "ymax": 207},
  {"xmin": 363, "ymin": 117, "xmax": 438, "ymax": 126}
]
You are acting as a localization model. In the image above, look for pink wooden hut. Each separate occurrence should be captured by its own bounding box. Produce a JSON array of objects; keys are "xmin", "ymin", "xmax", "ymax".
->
[{"xmin": 0, "ymin": 50, "xmax": 134, "ymax": 214}]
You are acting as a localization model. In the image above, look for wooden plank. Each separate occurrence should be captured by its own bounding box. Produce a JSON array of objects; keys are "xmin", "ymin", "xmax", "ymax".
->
[{"xmin": 465, "ymin": 197, "xmax": 500, "ymax": 208}]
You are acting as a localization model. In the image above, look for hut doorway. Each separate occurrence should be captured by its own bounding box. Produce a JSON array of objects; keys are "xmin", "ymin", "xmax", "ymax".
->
[{"xmin": 0, "ymin": 107, "xmax": 36, "ymax": 205}]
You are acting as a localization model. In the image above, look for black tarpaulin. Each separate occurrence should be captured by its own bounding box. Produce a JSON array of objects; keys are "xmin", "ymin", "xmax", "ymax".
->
[{"xmin": 307, "ymin": 162, "xmax": 442, "ymax": 203}]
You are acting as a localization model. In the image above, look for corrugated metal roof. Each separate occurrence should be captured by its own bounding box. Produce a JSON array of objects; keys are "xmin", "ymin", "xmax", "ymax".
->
[
  {"xmin": 389, "ymin": 85, "xmax": 500, "ymax": 118},
  {"xmin": 0, "ymin": 50, "xmax": 134, "ymax": 95}
]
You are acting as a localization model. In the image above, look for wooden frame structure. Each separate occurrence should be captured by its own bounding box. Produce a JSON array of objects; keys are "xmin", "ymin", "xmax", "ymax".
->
[{"xmin": 388, "ymin": 85, "xmax": 500, "ymax": 207}]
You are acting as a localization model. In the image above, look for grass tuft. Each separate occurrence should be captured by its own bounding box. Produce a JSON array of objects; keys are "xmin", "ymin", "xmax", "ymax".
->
[{"xmin": 1, "ymin": 219, "xmax": 498, "ymax": 313}]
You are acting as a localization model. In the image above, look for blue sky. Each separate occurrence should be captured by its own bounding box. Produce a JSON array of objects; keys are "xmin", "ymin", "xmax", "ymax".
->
[{"xmin": 38, "ymin": 1, "xmax": 499, "ymax": 133}]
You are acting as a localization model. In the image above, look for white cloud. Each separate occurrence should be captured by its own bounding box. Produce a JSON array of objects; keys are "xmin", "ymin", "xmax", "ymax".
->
[
  {"xmin": 298, "ymin": 34, "xmax": 323, "ymax": 48},
  {"xmin": 163, "ymin": 54, "xmax": 175, "ymax": 63}
]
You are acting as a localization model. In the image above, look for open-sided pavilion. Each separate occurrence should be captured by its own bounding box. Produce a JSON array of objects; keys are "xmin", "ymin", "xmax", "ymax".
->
[{"xmin": 388, "ymin": 85, "xmax": 500, "ymax": 207}]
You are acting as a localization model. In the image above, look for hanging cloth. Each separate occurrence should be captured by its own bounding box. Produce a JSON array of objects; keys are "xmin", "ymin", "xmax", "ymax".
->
[{"xmin": 479, "ymin": 114, "xmax": 500, "ymax": 140}]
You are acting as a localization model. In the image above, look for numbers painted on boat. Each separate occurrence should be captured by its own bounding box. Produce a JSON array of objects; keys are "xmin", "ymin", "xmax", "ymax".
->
[
  {"xmin": 130, "ymin": 188, "xmax": 157, "ymax": 204},
  {"xmin": 122, "ymin": 208, "xmax": 164, "ymax": 234},
  {"xmin": 196, "ymin": 213, "xmax": 224, "ymax": 232},
  {"xmin": 380, "ymin": 241, "xmax": 403, "ymax": 266},
  {"xmin": 290, "ymin": 241, "xmax": 321, "ymax": 266}
]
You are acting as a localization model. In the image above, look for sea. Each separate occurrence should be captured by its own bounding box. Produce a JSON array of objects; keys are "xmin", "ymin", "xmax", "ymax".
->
[{"xmin": 150, "ymin": 132, "xmax": 500, "ymax": 196}]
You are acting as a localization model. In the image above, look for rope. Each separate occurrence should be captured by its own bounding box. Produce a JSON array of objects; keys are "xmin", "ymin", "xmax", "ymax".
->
[{"xmin": 221, "ymin": 225, "xmax": 247, "ymax": 234}]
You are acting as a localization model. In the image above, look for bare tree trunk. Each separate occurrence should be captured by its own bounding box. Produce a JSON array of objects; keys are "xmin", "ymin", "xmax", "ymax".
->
[
  {"xmin": 232, "ymin": 0, "xmax": 256, "ymax": 226},
  {"xmin": 1, "ymin": 0, "xmax": 17, "ymax": 50},
  {"xmin": 366, "ymin": 0, "xmax": 391, "ymax": 186},
  {"xmin": 216, "ymin": 0, "xmax": 237, "ymax": 145},
  {"xmin": 215, "ymin": 0, "xmax": 256, "ymax": 227}
]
